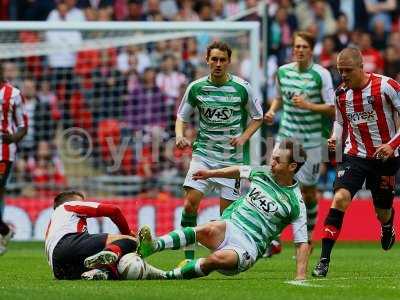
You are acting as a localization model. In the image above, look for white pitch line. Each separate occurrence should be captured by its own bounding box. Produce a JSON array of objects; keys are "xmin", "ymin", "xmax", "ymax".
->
[
  {"xmin": 285, "ymin": 275, "xmax": 399, "ymax": 288},
  {"xmin": 285, "ymin": 280, "xmax": 323, "ymax": 287}
]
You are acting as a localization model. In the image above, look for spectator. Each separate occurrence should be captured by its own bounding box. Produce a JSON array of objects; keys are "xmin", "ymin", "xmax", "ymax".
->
[
  {"xmin": 19, "ymin": 79, "xmax": 38, "ymax": 159},
  {"xmin": 364, "ymin": 0, "xmax": 396, "ymax": 32},
  {"xmin": 156, "ymin": 54, "xmax": 187, "ymax": 133},
  {"xmin": 295, "ymin": 0, "xmax": 337, "ymax": 41},
  {"xmin": 156, "ymin": 54, "xmax": 187, "ymax": 106},
  {"xmin": 224, "ymin": 0, "xmax": 243, "ymax": 17},
  {"xmin": 371, "ymin": 19, "xmax": 389, "ymax": 51},
  {"xmin": 334, "ymin": 12, "xmax": 351, "ymax": 51},
  {"xmin": 269, "ymin": 6, "xmax": 296, "ymax": 65},
  {"xmin": 125, "ymin": 67, "xmax": 166, "ymax": 132},
  {"xmin": 15, "ymin": 0, "xmax": 55, "ymax": 21},
  {"xmin": 181, "ymin": 38, "xmax": 201, "ymax": 81},
  {"xmin": 319, "ymin": 35, "xmax": 338, "ymax": 69},
  {"xmin": 36, "ymin": 80, "xmax": 59, "ymax": 142},
  {"xmin": 45, "ymin": 0, "xmax": 85, "ymax": 128},
  {"xmin": 319, "ymin": 38, "xmax": 341, "ymax": 87},
  {"xmin": 175, "ymin": 0, "xmax": 199, "ymax": 21},
  {"xmin": 26, "ymin": 141, "xmax": 67, "ymax": 196},
  {"xmin": 339, "ymin": 0, "xmax": 369, "ymax": 31},
  {"xmin": 193, "ymin": 0, "xmax": 213, "ymax": 21},
  {"xmin": 383, "ymin": 46, "xmax": 400, "ymax": 81},
  {"xmin": 359, "ymin": 32, "xmax": 384, "ymax": 73},
  {"xmin": 241, "ymin": 0, "xmax": 260, "ymax": 22},
  {"xmin": 117, "ymin": 45, "xmax": 151, "ymax": 74},
  {"xmin": 77, "ymin": 0, "xmax": 113, "ymax": 21},
  {"xmin": 19, "ymin": 78, "xmax": 58, "ymax": 158},
  {"xmin": 92, "ymin": 49, "xmax": 125, "ymax": 121},
  {"xmin": 212, "ymin": 0, "xmax": 225, "ymax": 20},
  {"xmin": 160, "ymin": 0, "xmax": 179, "ymax": 20},
  {"xmin": 145, "ymin": 0, "xmax": 162, "ymax": 21},
  {"xmin": 37, "ymin": 80, "xmax": 61, "ymax": 125},
  {"xmin": 125, "ymin": 0, "xmax": 146, "ymax": 21}
]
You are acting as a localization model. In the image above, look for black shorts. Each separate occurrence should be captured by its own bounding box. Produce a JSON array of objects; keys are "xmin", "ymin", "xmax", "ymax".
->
[
  {"xmin": 334, "ymin": 155, "xmax": 400, "ymax": 207},
  {"xmin": 0, "ymin": 161, "xmax": 12, "ymax": 188},
  {"xmin": 52, "ymin": 232, "xmax": 108, "ymax": 280}
]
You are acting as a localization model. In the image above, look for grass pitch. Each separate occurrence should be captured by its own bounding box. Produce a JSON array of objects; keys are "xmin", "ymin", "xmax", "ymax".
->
[{"xmin": 0, "ymin": 242, "xmax": 399, "ymax": 300}]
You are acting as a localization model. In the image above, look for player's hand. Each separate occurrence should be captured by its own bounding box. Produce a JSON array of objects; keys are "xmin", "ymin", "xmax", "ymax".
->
[
  {"xmin": 263, "ymin": 110, "xmax": 276, "ymax": 125},
  {"xmin": 192, "ymin": 170, "xmax": 211, "ymax": 180},
  {"xmin": 230, "ymin": 135, "xmax": 247, "ymax": 147},
  {"xmin": 327, "ymin": 137, "xmax": 336, "ymax": 152},
  {"xmin": 176, "ymin": 136, "xmax": 191, "ymax": 149},
  {"xmin": 374, "ymin": 144, "xmax": 394, "ymax": 161},
  {"xmin": 2, "ymin": 133, "xmax": 15, "ymax": 144},
  {"xmin": 292, "ymin": 95, "xmax": 310, "ymax": 109},
  {"xmin": 129, "ymin": 230, "xmax": 137, "ymax": 238}
]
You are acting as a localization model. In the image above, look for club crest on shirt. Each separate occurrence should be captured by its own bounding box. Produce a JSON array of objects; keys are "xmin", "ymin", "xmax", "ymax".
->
[{"xmin": 366, "ymin": 95, "xmax": 375, "ymax": 104}]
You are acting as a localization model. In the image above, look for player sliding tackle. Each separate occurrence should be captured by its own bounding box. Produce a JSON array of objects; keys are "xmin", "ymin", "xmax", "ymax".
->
[{"xmin": 135, "ymin": 139, "xmax": 310, "ymax": 280}]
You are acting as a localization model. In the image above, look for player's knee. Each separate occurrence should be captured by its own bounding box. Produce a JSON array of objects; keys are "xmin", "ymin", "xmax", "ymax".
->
[
  {"xmin": 197, "ymin": 223, "xmax": 217, "ymax": 240},
  {"xmin": 332, "ymin": 189, "xmax": 351, "ymax": 211}
]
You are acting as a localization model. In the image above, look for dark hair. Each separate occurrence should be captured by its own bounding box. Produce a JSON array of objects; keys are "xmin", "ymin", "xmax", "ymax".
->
[
  {"xmin": 278, "ymin": 138, "xmax": 307, "ymax": 173},
  {"xmin": 206, "ymin": 41, "xmax": 232, "ymax": 60},
  {"xmin": 54, "ymin": 190, "xmax": 85, "ymax": 209},
  {"xmin": 293, "ymin": 31, "xmax": 316, "ymax": 50}
]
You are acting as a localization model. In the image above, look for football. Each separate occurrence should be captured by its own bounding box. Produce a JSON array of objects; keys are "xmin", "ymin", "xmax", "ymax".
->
[{"xmin": 117, "ymin": 253, "xmax": 147, "ymax": 280}]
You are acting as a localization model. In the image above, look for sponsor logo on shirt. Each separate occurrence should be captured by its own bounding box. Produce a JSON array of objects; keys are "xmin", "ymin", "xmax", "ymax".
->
[
  {"xmin": 246, "ymin": 186, "xmax": 279, "ymax": 214},
  {"xmin": 346, "ymin": 110, "xmax": 377, "ymax": 125},
  {"xmin": 200, "ymin": 106, "xmax": 233, "ymax": 123}
]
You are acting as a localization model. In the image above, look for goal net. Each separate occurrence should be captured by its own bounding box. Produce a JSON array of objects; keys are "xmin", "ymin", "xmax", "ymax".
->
[{"xmin": 0, "ymin": 21, "xmax": 260, "ymax": 240}]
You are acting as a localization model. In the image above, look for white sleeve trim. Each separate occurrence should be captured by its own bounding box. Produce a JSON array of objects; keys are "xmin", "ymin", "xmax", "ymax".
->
[
  {"xmin": 292, "ymin": 198, "xmax": 308, "ymax": 243},
  {"xmin": 176, "ymin": 102, "xmax": 194, "ymax": 122},
  {"xmin": 239, "ymin": 165, "xmax": 252, "ymax": 179}
]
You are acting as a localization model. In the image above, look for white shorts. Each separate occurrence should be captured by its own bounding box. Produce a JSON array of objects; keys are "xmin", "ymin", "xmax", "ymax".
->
[
  {"xmin": 183, "ymin": 156, "xmax": 241, "ymax": 201},
  {"xmin": 215, "ymin": 220, "xmax": 258, "ymax": 276},
  {"xmin": 273, "ymin": 143, "xmax": 322, "ymax": 186}
]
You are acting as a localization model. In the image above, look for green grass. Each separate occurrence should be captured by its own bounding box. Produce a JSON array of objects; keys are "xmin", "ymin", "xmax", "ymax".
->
[{"xmin": 0, "ymin": 242, "xmax": 399, "ymax": 300}]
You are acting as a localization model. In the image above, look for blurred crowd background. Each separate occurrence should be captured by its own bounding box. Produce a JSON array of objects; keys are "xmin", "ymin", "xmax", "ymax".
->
[{"xmin": 0, "ymin": 0, "xmax": 400, "ymax": 198}]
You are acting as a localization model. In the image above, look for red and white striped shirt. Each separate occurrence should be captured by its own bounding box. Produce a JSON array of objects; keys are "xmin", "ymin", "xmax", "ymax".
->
[
  {"xmin": 0, "ymin": 83, "xmax": 28, "ymax": 161},
  {"xmin": 335, "ymin": 73, "xmax": 400, "ymax": 158},
  {"xmin": 45, "ymin": 201, "xmax": 131, "ymax": 269}
]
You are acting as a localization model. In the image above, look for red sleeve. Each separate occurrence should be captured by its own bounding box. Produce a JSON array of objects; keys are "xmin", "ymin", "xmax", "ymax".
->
[{"xmin": 64, "ymin": 203, "xmax": 131, "ymax": 235}]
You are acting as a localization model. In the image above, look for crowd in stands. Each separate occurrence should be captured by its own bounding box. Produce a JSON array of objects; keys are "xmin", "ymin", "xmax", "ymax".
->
[{"xmin": 0, "ymin": 0, "xmax": 400, "ymax": 197}]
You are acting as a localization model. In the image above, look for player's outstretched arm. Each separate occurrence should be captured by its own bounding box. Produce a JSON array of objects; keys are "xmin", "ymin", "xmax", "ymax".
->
[
  {"xmin": 295, "ymin": 242, "xmax": 309, "ymax": 280},
  {"xmin": 175, "ymin": 118, "xmax": 191, "ymax": 149},
  {"xmin": 65, "ymin": 203, "xmax": 131, "ymax": 235},
  {"xmin": 231, "ymin": 119, "xmax": 263, "ymax": 146},
  {"xmin": 192, "ymin": 166, "xmax": 241, "ymax": 180},
  {"xmin": 264, "ymin": 97, "xmax": 282, "ymax": 125}
]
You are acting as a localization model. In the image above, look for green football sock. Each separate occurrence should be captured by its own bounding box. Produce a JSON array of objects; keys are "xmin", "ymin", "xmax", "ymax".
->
[
  {"xmin": 165, "ymin": 258, "xmax": 206, "ymax": 279},
  {"xmin": 156, "ymin": 227, "xmax": 196, "ymax": 251},
  {"xmin": 180, "ymin": 211, "xmax": 197, "ymax": 259}
]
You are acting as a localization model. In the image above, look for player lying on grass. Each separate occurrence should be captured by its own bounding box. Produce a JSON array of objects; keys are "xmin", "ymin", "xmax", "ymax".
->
[
  {"xmin": 45, "ymin": 190, "xmax": 137, "ymax": 280},
  {"xmin": 132, "ymin": 139, "xmax": 310, "ymax": 280}
]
